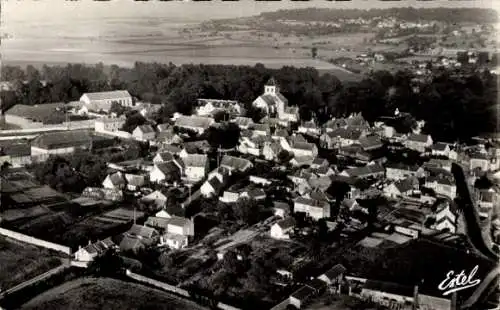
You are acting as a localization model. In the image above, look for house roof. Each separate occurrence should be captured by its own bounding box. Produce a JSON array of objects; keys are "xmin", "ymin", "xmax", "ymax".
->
[
  {"xmin": 273, "ymin": 201, "xmax": 290, "ymax": 212},
  {"xmin": 182, "ymin": 154, "xmax": 208, "ymax": 168},
  {"xmin": 32, "ymin": 130, "xmax": 92, "ymax": 150},
  {"xmin": 273, "ymin": 129, "xmax": 289, "ymax": 138},
  {"xmin": 124, "ymin": 174, "xmax": 145, "ymax": 187},
  {"xmin": 119, "ymin": 235, "xmax": 144, "ymax": 252},
  {"xmin": 308, "ymin": 190, "xmax": 333, "ymax": 202},
  {"xmin": 431, "ymin": 142, "xmax": 449, "ymax": 151},
  {"xmin": 385, "ymin": 162, "xmax": 420, "ymax": 172},
  {"xmin": 157, "ymin": 123, "xmax": 171, "ymax": 132},
  {"xmin": 175, "ymin": 115, "xmax": 214, "ymax": 129},
  {"xmin": 324, "ymin": 118, "xmax": 348, "ymax": 130},
  {"xmin": 408, "ymin": 133, "xmax": 430, "ymax": 143},
  {"xmin": 154, "ymin": 161, "xmax": 180, "ymax": 176},
  {"xmin": 315, "ymin": 165, "xmax": 332, "ymax": 175},
  {"xmin": 0, "ymin": 141, "xmax": 31, "ymax": 157},
  {"xmin": 164, "ymin": 232, "xmax": 188, "ymax": 242},
  {"xmin": 82, "ymin": 90, "xmax": 131, "ymax": 101},
  {"xmin": 426, "ymin": 175, "xmax": 455, "ymax": 186},
  {"xmin": 207, "ymin": 176, "xmax": 223, "ymax": 192},
  {"xmin": 145, "ymin": 216, "xmax": 171, "ymax": 229},
  {"xmin": 220, "ymin": 155, "xmax": 252, "ymax": 171},
  {"xmin": 135, "ymin": 125, "xmax": 155, "ymax": 134},
  {"xmin": 362, "ymin": 280, "xmax": 414, "ymax": 298},
  {"xmin": 167, "ymin": 215, "xmax": 191, "ymax": 228},
  {"xmin": 266, "ymin": 77, "xmax": 278, "ymax": 86},
  {"xmin": 128, "ymin": 224, "xmax": 157, "ymax": 239},
  {"xmin": 253, "ymin": 123, "xmax": 270, "ymax": 132},
  {"xmin": 160, "ymin": 145, "xmax": 182, "ymax": 154},
  {"xmin": 107, "ymin": 172, "xmax": 126, "ymax": 186},
  {"xmin": 342, "ymin": 164, "xmax": 385, "ymax": 178},
  {"xmin": 295, "ymin": 196, "xmax": 329, "ymax": 209},
  {"xmin": 291, "ymin": 141, "xmax": 315, "ymax": 151},
  {"xmin": 394, "ymin": 178, "xmax": 415, "ymax": 193},
  {"xmin": 155, "ymin": 152, "xmax": 174, "ymax": 162},
  {"xmin": 359, "ymin": 135, "xmax": 382, "ymax": 150},
  {"xmin": 322, "ymin": 264, "xmax": 347, "ymax": 280},
  {"xmin": 327, "ymin": 127, "xmax": 363, "ymax": 140},
  {"xmin": 243, "ymin": 188, "xmax": 266, "ymax": 199},
  {"xmin": 232, "ymin": 117, "xmax": 254, "ymax": 127},
  {"xmin": 5, "ymin": 103, "xmax": 67, "ymax": 124},
  {"xmin": 312, "ymin": 157, "xmax": 328, "ymax": 166}
]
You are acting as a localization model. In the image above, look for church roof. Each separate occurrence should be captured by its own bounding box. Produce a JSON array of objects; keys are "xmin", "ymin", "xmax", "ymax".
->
[{"xmin": 266, "ymin": 77, "xmax": 278, "ymax": 86}]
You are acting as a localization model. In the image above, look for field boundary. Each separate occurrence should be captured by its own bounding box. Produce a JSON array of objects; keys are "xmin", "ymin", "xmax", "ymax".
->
[
  {"xmin": 0, "ymin": 227, "xmax": 72, "ymax": 255},
  {"xmin": 125, "ymin": 270, "xmax": 241, "ymax": 310}
]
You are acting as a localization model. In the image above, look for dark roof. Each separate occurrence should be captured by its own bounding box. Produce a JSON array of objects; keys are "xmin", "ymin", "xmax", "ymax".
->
[
  {"xmin": 32, "ymin": 130, "xmax": 92, "ymax": 150},
  {"xmin": 5, "ymin": 103, "xmax": 67, "ymax": 124},
  {"xmin": 362, "ymin": 280, "xmax": 414, "ymax": 298},
  {"xmin": 307, "ymin": 278, "xmax": 327, "ymax": 291},
  {"xmin": 394, "ymin": 178, "xmax": 415, "ymax": 193},
  {"xmin": 359, "ymin": 135, "xmax": 383, "ymax": 150},
  {"xmin": 273, "ymin": 201, "xmax": 290, "ymax": 212},
  {"xmin": 128, "ymin": 224, "xmax": 157, "ymax": 239},
  {"xmin": 207, "ymin": 176, "xmax": 223, "ymax": 192},
  {"xmin": 119, "ymin": 235, "xmax": 144, "ymax": 252},
  {"xmin": 323, "ymin": 264, "xmax": 347, "ymax": 280},
  {"xmin": 431, "ymin": 142, "xmax": 449, "ymax": 151},
  {"xmin": 221, "ymin": 155, "xmax": 252, "ymax": 172},
  {"xmin": 155, "ymin": 161, "xmax": 180, "ymax": 175},
  {"xmin": 408, "ymin": 133, "xmax": 431, "ymax": 143},
  {"xmin": 0, "ymin": 141, "xmax": 31, "ymax": 157},
  {"xmin": 136, "ymin": 125, "xmax": 155, "ymax": 134},
  {"xmin": 266, "ymin": 77, "xmax": 278, "ymax": 86},
  {"xmin": 290, "ymin": 285, "xmax": 315, "ymax": 301}
]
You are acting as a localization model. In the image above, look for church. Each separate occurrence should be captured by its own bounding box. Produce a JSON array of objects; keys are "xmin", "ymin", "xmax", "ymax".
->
[{"xmin": 252, "ymin": 77, "xmax": 299, "ymax": 123}]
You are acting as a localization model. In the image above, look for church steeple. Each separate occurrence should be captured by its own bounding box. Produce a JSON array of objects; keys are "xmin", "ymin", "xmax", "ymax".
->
[{"xmin": 264, "ymin": 77, "xmax": 279, "ymax": 95}]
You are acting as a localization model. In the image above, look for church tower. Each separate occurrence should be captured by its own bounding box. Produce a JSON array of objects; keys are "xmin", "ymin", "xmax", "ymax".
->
[{"xmin": 264, "ymin": 77, "xmax": 279, "ymax": 95}]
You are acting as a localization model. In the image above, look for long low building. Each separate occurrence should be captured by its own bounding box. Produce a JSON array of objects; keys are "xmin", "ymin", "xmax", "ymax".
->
[
  {"xmin": 31, "ymin": 130, "xmax": 93, "ymax": 161},
  {"xmin": 4, "ymin": 103, "xmax": 67, "ymax": 129}
]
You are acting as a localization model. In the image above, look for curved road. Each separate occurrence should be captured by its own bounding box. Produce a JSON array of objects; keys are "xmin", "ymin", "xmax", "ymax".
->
[{"xmin": 451, "ymin": 163, "xmax": 500, "ymax": 309}]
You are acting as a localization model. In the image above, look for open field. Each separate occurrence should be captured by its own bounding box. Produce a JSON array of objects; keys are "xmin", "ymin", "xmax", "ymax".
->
[
  {"xmin": 0, "ymin": 236, "xmax": 62, "ymax": 290},
  {"xmin": 20, "ymin": 277, "xmax": 209, "ymax": 310}
]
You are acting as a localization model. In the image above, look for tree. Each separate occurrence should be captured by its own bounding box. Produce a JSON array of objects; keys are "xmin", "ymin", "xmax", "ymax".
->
[
  {"xmin": 206, "ymin": 123, "xmax": 240, "ymax": 149},
  {"xmin": 109, "ymin": 101, "xmax": 126, "ymax": 116},
  {"xmin": 88, "ymin": 249, "xmax": 124, "ymax": 276},
  {"xmin": 232, "ymin": 198, "xmax": 261, "ymax": 225},
  {"xmin": 311, "ymin": 47, "xmax": 318, "ymax": 59},
  {"xmin": 122, "ymin": 111, "xmax": 147, "ymax": 133}
]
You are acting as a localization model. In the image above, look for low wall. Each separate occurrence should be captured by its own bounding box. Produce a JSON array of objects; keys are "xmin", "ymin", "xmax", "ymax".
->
[
  {"xmin": 0, "ymin": 227, "xmax": 71, "ymax": 255},
  {"xmin": 0, "ymin": 120, "xmax": 94, "ymax": 134},
  {"xmin": 125, "ymin": 270, "xmax": 189, "ymax": 297}
]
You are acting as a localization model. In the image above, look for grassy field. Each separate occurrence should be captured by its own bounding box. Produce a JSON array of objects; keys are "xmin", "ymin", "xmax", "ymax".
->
[
  {"xmin": 20, "ymin": 277, "xmax": 209, "ymax": 310},
  {"xmin": 0, "ymin": 236, "xmax": 62, "ymax": 290}
]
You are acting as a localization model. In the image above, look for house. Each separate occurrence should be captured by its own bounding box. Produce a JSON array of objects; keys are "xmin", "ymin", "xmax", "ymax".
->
[
  {"xmin": 317, "ymin": 264, "xmax": 347, "ymax": 287},
  {"xmin": 320, "ymin": 127, "xmax": 365, "ymax": 149},
  {"xmin": 383, "ymin": 178, "xmax": 418, "ymax": 199},
  {"xmin": 425, "ymin": 175, "xmax": 457, "ymax": 199},
  {"xmin": 273, "ymin": 201, "xmax": 291, "ymax": 218},
  {"xmin": 393, "ymin": 220, "xmax": 421, "ymax": 239},
  {"xmin": 405, "ymin": 133, "xmax": 433, "ymax": 152},
  {"xmin": 231, "ymin": 117, "xmax": 254, "ymax": 130},
  {"xmin": 208, "ymin": 167, "xmax": 231, "ymax": 184},
  {"xmin": 80, "ymin": 90, "xmax": 133, "ymax": 109},
  {"xmin": 423, "ymin": 158, "xmax": 452, "ymax": 172},
  {"xmin": 238, "ymin": 136, "xmax": 264, "ymax": 156},
  {"xmin": 252, "ymin": 123, "xmax": 271, "ymax": 137},
  {"xmin": 359, "ymin": 135, "xmax": 383, "ymax": 151},
  {"xmin": 31, "ymin": 130, "xmax": 93, "ymax": 161},
  {"xmin": 289, "ymin": 285, "xmax": 316, "ymax": 309},
  {"xmin": 132, "ymin": 125, "xmax": 156, "ymax": 141},
  {"xmin": 253, "ymin": 77, "xmax": 299, "ymax": 122},
  {"xmin": 270, "ymin": 217, "xmax": 296, "ymax": 240},
  {"xmin": 161, "ymin": 233, "xmax": 189, "ymax": 250},
  {"xmin": 124, "ymin": 174, "xmax": 146, "ymax": 191},
  {"xmin": 174, "ymin": 115, "xmax": 215, "ymax": 135},
  {"xmin": 469, "ymin": 153, "xmax": 491, "ymax": 172},
  {"xmin": 153, "ymin": 152, "xmax": 175, "ymax": 164},
  {"xmin": 314, "ymin": 165, "xmax": 335, "ymax": 178},
  {"xmin": 156, "ymin": 131, "xmax": 183, "ymax": 146},
  {"xmin": 219, "ymin": 189, "xmax": 240, "ymax": 203},
  {"xmin": 95, "ymin": 117, "xmax": 126, "ymax": 132},
  {"xmin": 181, "ymin": 154, "xmax": 209, "ymax": 182},
  {"xmin": 239, "ymin": 188, "xmax": 266, "ymax": 201},
  {"xmin": 82, "ymin": 187, "xmax": 124, "ymax": 202},
  {"xmin": 196, "ymin": 99, "xmax": 242, "ymax": 117},
  {"xmin": 0, "ymin": 142, "xmax": 32, "ymax": 167},
  {"xmin": 119, "ymin": 224, "xmax": 159, "ymax": 252},
  {"xmin": 431, "ymin": 142, "xmax": 452, "ymax": 158},
  {"xmin": 294, "ymin": 196, "xmax": 331, "ymax": 220},
  {"xmin": 298, "ymin": 120, "xmax": 321, "ymax": 136},
  {"xmin": 74, "ymin": 238, "xmax": 116, "ymax": 262},
  {"xmin": 141, "ymin": 190, "xmax": 168, "ymax": 209},
  {"xmin": 434, "ymin": 201, "xmax": 457, "ymax": 233},
  {"xmin": 137, "ymin": 103, "xmax": 161, "ymax": 119},
  {"xmin": 4, "ymin": 103, "xmax": 69, "ymax": 128},
  {"xmin": 287, "ymin": 138, "xmax": 318, "ymax": 158},
  {"xmin": 220, "ymin": 155, "xmax": 253, "ymax": 173},
  {"xmin": 200, "ymin": 176, "xmax": 223, "ymax": 198},
  {"xmin": 339, "ymin": 163, "xmax": 385, "ymax": 179},
  {"xmin": 149, "ymin": 162, "xmax": 181, "ymax": 183},
  {"xmin": 157, "ymin": 123, "xmax": 171, "ymax": 132},
  {"xmin": 385, "ymin": 162, "xmax": 424, "ymax": 180},
  {"xmin": 290, "ymin": 156, "xmax": 314, "ymax": 167},
  {"xmin": 102, "ymin": 172, "xmax": 127, "ymax": 190},
  {"xmin": 323, "ymin": 118, "xmax": 348, "ymax": 132},
  {"xmin": 360, "ymin": 280, "xmax": 415, "ymax": 307},
  {"xmin": 159, "ymin": 145, "xmax": 183, "ymax": 157}
]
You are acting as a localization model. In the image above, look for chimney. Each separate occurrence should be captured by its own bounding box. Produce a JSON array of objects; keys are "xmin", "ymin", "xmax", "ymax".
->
[{"xmin": 88, "ymin": 240, "xmax": 91, "ymax": 246}]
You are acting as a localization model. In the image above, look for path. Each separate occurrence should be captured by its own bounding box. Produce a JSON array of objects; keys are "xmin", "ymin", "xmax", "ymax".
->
[{"xmin": 461, "ymin": 266, "xmax": 500, "ymax": 309}]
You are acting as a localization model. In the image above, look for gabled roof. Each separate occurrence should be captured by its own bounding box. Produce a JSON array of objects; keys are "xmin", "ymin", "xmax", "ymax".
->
[
  {"xmin": 145, "ymin": 216, "xmax": 171, "ymax": 229},
  {"xmin": 5, "ymin": 103, "xmax": 67, "ymax": 124},
  {"xmin": 431, "ymin": 142, "xmax": 449, "ymax": 151},
  {"xmin": 155, "ymin": 152, "xmax": 174, "ymax": 162},
  {"xmin": 231, "ymin": 117, "xmax": 254, "ymax": 127},
  {"xmin": 82, "ymin": 90, "xmax": 131, "ymax": 101},
  {"xmin": 294, "ymin": 196, "xmax": 329, "ymax": 208},
  {"xmin": 220, "ymin": 155, "xmax": 253, "ymax": 172},
  {"xmin": 266, "ymin": 77, "xmax": 278, "ymax": 86},
  {"xmin": 408, "ymin": 133, "xmax": 431, "ymax": 143},
  {"xmin": 160, "ymin": 145, "xmax": 182, "ymax": 154},
  {"xmin": 273, "ymin": 201, "xmax": 290, "ymax": 212},
  {"xmin": 128, "ymin": 224, "xmax": 157, "ymax": 239},
  {"xmin": 385, "ymin": 162, "xmax": 421, "ymax": 172},
  {"xmin": 394, "ymin": 178, "xmax": 415, "ymax": 193},
  {"xmin": 359, "ymin": 135, "xmax": 382, "ymax": 150},
  {"xmin": 167, "ymin": 215, "xmax": 191, "ymax": 228},
  {"xmin": 207, "ymin": 176, "xmax": 223, "ymax": 192},
  {"xmin": 342, "ymin": 163, "xmax": 385, "ymax": 178},
  {"xmin": 322, "ymin": 264, "xmax": 347, "ymax": 280},
  {"xmin": 253, "ymin": 123, "xmax": 270, "ymax": 132},
  {"xmin": 107, "ymin": 172, "xmax": 126, "ymax": 186},
  {"xmin": 182, "ymin": 154, "xmax": 208, "ymax": 168},
  {"xmin": 308, "ymin": 190, "xmax": 334, "ymax": 202},
  {"xmin": 154, "ymin": 161, "xmax": 180, "ymax": 176},
  {"xmin": 273, "ymin": 129, "xmax": 289, "ymax": 138},
  {"xmin": 175, "ymin": 115, "xmax": 214, "ymax": 129},
  {"xmin": 124, "ymin": 174, "xmax": 145, "ymax": 187},
  {"xmin": 157, "ymin": 123, "xmax": 171, "ymax": 132},
  {"xmin": 135, "ymin": 125, "xmax": 155, "ymax": 134},
  {"xmin": 290, "ymin": 285, "xmax": 315, "ymax": 301},
  {"xmin": 291, "ymin": 141, "xmax": 315, "ymax": 151},
  {"xmin": 312, "ymin": 157, "xmax": 329, "ymax": 166}
]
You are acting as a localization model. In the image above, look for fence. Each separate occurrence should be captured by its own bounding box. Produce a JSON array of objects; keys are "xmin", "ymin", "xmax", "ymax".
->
[
  {"xmin": 124, "ymin": 270, "xmax": 242, "ymax": 310},
  {"xmin": 0, "ymin": 227, "xmax": 72, "ymax": 255}
]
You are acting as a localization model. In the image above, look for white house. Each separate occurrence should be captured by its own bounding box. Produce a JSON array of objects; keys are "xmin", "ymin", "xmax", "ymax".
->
[
  {"xmin": 385, "ymin": 163, "xmax": 424, "ymax": 180},
  {"xmin": 196, "ymin": 99, "xmax": 242, "ymax": 117},
  {"xmin": 175, "ymin": 115, "xmax": 215, "ymax": 135},
  {"xmin": 434, "ymin": 202, "xmax": 457, "ymax": 233},
  {"xmin": 142, "ymin": 190, "xmax": 168, "ymax": 209},
  {"xmin": 74, "ymin": 238, "xmax": 115, "ymax": 263},
  {"xmin": 132, "ymin": 125, "xmax": 156, "ymax": 141},
  {"xmin": 425, "ymin": 176, "xmax": 457, "ymax": 199},
  {"xmin": 270, "ymin": 217, "xmax": 296, "ymax": 240},
  {"xmin": 431, "ymin": 142, "xmax": 452, "ymax": 158},
  {"xmin": 405, "ymin": 134, "xmax": 433, "ymax": 152},
  {"xmin": 149, "ymin": 162, "xmax": 181, "ymax": 183},
  {"xmin": 181, "ymin": 154, "xmax": 209, "ymax": 182},
  {"xmin": 200, "ymin": 176, "xmax": 223, "ymax": 198},
  {"xmin": 294, "ymin": 196, "xmax": 331, "ymax": 220},
  {"xmin": 102, "ymin": 172, "xmax": 127, "ymax": 190},
  {"xmin": 95, "ymin": 117, "xmax": 126, "ymax": 132},
  {"xmin": 161, "ymin": 233, "xmax": 188, "ymax": 250}
]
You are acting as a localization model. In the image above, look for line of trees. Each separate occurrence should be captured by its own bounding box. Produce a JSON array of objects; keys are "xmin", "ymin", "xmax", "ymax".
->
[{"xmin": 1, "ymin": 62, "xmax": 497, "ymax": 143}]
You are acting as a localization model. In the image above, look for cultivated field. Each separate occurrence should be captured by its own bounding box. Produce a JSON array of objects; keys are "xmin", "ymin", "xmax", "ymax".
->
[
  {"xmin": 0, "ymin": 236, "xmax": 62, "ymax": 290},
  {"xmin": 20, "ymin": 277, "xmax": 209, "ymax": 310}
]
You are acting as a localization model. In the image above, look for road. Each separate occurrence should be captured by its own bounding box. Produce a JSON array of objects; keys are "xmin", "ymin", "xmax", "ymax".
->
[
  {"xmin": 0, "ymin": 260, "xmax": 69, "ymax": 300},
  {"xmin": 451, "ymin": 163, "xmax": 500, "ymax": 309}
]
